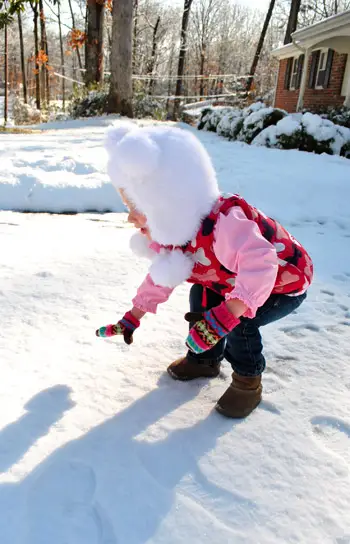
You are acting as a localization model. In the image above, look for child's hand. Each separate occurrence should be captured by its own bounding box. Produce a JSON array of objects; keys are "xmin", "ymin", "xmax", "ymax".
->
[
  {"xmin": 96, "ymin": 311, "xmax": 140, "ymax": 345},
  {"xmin": 185, "ymin": 302, "xmax": 240, "ymax": 355}
]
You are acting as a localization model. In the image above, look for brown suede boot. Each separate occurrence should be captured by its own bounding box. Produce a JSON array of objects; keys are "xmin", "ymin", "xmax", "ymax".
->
[
  {"xmin": 215, "ymin": 373, "xmax": 262, "ymax": 418},
  {"xmin": 167, "ymin": 356, "xmax": 221, "ymax": 381}
]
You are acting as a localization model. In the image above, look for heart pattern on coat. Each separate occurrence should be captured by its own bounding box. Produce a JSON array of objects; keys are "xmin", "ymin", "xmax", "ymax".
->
[{"xmin": 194, "ymin": 247, "xmax": 211, "ymax": 266}]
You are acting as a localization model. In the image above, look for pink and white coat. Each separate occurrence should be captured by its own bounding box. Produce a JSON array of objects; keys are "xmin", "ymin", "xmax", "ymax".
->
[{"xmin": 132, "ymin": 194, "xmax": 313, "ymax": 318}]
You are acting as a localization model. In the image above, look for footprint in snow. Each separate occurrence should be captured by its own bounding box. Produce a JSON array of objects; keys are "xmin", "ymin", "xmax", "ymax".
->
[
  {"xmin": 311, "ymin": 416, "xmax": 350, "ymax": 463},
  {"xmin": 280, "ymin": 323, "xmax": 320, "ymax": 338},
  {"xmin": 320, "ymin": 289, "xmax": 335, "ymax": 297},
  {"xmin": 335, "ymin": 536, "xmax": 350, "ymax": 544},
  {"xmin": 333, "ymin": 274, "xmax": 349, "ymax": 283},
  {"xmin": 26, "ymin": 460, "xmax": 117, "ymax": 544}
]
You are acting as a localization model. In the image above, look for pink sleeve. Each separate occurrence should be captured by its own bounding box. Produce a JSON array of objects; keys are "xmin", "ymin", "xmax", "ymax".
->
[
  {"xmin": 132, "ymin": 274, "xmax": 174, "ymax": 314},
  {"xmin": 213, "ymin": 207, "xmax": 278, "ymax": 318}
]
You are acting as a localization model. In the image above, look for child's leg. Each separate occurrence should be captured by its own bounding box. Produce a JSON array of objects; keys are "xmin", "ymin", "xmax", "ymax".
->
[
  {"xmin": 216, "ymin": 293, "xmax": 307, "ymax": 419},
  {"xmin": 224, "ymin": 293, "xmax": 307, "ymax": 376},
  {"xmin": 167, "ymin": 284, "xmax": 225, "ymax": 380}
]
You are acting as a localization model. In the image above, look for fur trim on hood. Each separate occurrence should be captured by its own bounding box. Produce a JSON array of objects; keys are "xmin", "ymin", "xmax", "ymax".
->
[{"xmin": 106, "ymin": 122, "xmax": 220, "ymax": 246}]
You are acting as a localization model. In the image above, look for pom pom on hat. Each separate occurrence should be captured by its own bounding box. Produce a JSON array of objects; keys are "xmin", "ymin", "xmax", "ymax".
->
[
  {"xmin": 105, "ymin": 120, "xmax": 135, "ymax": 153},
  {"xmin": 115, "ymin": 132, "xmax": 161, "ymax": 180}
]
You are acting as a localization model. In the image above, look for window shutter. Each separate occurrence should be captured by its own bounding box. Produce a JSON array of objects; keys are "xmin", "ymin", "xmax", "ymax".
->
[
  {"xmin": 324, "ymin": 49, "xmax": 334, "ymax": 88},
  {"xmin": 296, "ymin": 54, "xmax": 305, "ymax": 89},
  {"xmin": 308, "ymin": 51, "xmax": 320, "ymax": 89},
  {"xmin": 284, "ymin": 58, "xmax": 293, "ymax": 90}
]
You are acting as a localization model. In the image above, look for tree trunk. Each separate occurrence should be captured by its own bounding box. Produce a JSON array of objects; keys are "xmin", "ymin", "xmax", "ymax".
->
[
  {"xmin": 284, "ymin": 0, "xmax": 301, "ymax": 45},
  {"xmin": 85, "ymin": 0, "xmax": 105, "ymax": 86},
  {"xmin": 39, "ymin": 0, "xmax": 50, "ymax": 106},
  {"xmin": 199, "ymin": 42, "xmax": 206, "ymax": 97},
  {"xmin": 32, "ymin": 1, "xmax": 41, "ymax": 110},
  {"xmin": 57, "ymin": 1, "xmax": 66, "ymax": 110},
  {"xmin": 18, "ymin": 12, "xmax": 28, "ymax": 104},
  {"xmin": 107, "ymin": 0, "xmax": 133, "ymax": 116},
  {"xmin": 173, "ymin": 0, "xmax": 194, "ymax": 119},
  {"xmin": 246, "ymin": 0, "xmax": 276, "ymax": 93},
  {"xmin": 148, "ymin": 16, "xmax": 160, "ymax": 95},
  {"xmin": 132, "ymin": 0, "xmax": 138, "ymax": 73},
  {"xmin": 4, "ymin": 23, "xmax": 8, "ymax": 124},
  {"xmin": 68, "ymin": 0, "xmax": 83, "ymax": 72},
  {"xmin": 166, "ymin": 42, "xmax": 175, "ymax": 111}
]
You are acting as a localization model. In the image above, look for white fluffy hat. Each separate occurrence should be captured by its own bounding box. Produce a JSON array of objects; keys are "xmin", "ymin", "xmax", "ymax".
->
[{"xmin": 105, "ymin": 121, "xmax": 220, "ymax": 247}]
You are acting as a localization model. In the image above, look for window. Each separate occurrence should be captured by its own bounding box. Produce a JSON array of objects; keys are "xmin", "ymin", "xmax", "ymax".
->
[
  {"xmin": 315, "ymin": 48, "xmax": 329, "ymax": 89},
  {"xmin": 341, "ymin": 54, "xmax": 350, "ymax": 97},
  {"xmin": 308, "ymin": 49, "xmax": 334, "ymax": 90},
  {"xmin": 284, "ymin": 55, "xmax": 304, "ymax": 91},
  {"xmin": 290, "ymin": 56, "xmax": 301, "ymax": 90}
]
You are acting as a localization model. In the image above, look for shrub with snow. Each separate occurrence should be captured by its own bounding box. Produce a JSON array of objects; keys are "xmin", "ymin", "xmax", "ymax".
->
[
  {"xmin": 238, "ymin": 106, "xmax": 286, "ymax": 144},
  {"xmin": 307, "ymin": 105, "xmax": 350, "ymax": 129},
  {"xmin": 198, "ymin": 101, "xmax": 286, "ymax": 144},
  {"xmin": 12, "ymin": 96, "xmax": 42, "ymax": 125},
  {"xmin": 253, "ymin": 112, "xmax": 350, "ymax": 157},
  {"xmin": 217, "ymin": 110, "xmax": 243, "ymax": 139},
  {"xmin": 70, "ymin": 90, "xmax": 108, "ymax": 119},
  {"xmin": 198, "ymin": 107, "xmax": 233, "ymax": 132},
  {"xmin": 198, "ymin": 102, "xmax": 350, "ymax": 159},
  {"xmin": 133, "ymin": 95, "xmax": 166, "ymax": 120}
]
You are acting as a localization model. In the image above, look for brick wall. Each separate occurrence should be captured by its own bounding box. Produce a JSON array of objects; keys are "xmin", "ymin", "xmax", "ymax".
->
[
  {"xmin": 274, "ymin": 52, "xmax": 348, "ymax": 112},
  {"xmin": 274, "ymin": 59, "xmax": 299, "ymax": 112}
]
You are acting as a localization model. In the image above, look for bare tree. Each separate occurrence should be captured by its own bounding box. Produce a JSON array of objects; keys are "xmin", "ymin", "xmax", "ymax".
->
[
  {"xmin": 191, "ymin": 0, "xmax": 222, "ymax": 97},
  {"xmin": 147, "ymin": 15, "xmax": 161, "ymax": 95},
  {"xmin": 4, "ymin": 21, "xmax": 8, "ymax": 122},
  {"xmin": 246, "ymin": 0, "xmax": 276, "ymax": 93},
  {"xmin": 284, "ymin": 0, "xmax": 301, "ymax": 44},
  {"xmin": 173, "ymin": 0, "xmax": 194, "ymax": 119},
  {"xmin": 39, "ymin": 0, "xmax": 50, "ymax": 105},
  {"xmin": 85, "ymin": 0, "xmax": 105, "ymax": 86},
  {"xmin": 56, "ymin": 0, "xmax": 65, "ymax": 109},
  {"xmin": 29, "ymin": 0, "xmax": 41, "ymax": 109},
  {"xmin": 107, "ymin": 0, "xmax": 133, "ymax": 116},
  {"xmin": 133, "ymin": 0, "xmax": 139, "ymax": 73},
  {"xmin": 67, "ymin": 0, "xmax": 83, "ymax": 71},
  {"xmin": 17, "ymin": 10, "xmax": 27, "ymax": 103}
]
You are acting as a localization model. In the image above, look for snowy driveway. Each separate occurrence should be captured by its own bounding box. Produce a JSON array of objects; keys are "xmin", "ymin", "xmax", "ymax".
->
[{"xmin": 0, "ymin": 121, "xmax": 350, "ymax": 543}]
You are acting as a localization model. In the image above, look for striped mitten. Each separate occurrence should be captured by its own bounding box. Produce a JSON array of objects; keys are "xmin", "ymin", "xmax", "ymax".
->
[
  {"xmin": 96, "ymin": 311, "xmax": 140, "ymax": 345},
  {"xmin": 185, "ymin": 302, "xmax": 240, "ymax": 355}
]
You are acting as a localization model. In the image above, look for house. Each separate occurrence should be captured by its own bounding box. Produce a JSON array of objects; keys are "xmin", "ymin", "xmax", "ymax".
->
[{"xmin": 272, "ymin": 10, "xmax": 350, "ymax": 112}]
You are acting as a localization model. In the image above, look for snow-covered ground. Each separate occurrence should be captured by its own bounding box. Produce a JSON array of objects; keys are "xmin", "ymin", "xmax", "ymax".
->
[{"xmin": 1, "ymin": 119, "xmax": 350, "ymax": 544}]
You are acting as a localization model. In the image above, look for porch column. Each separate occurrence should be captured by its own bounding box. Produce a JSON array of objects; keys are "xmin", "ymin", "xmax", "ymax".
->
[
  {"xmin": 297, "ymin": 48, "xmax": 311, "ymax": 112},
  {"xmin": 344, "ymin": 73, "xmax": 350, "ymax": 108}
]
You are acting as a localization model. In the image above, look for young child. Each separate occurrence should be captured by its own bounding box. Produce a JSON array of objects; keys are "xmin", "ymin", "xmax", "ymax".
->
[{"xmin": 96, "ymin": 121, "xmax": 313, "ymax": 419}]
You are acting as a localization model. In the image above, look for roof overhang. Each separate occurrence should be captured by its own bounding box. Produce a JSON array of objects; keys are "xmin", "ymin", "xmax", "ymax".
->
[{"xmin": 273, "ymin": 9, "xmax": 350, "ymax": 58}]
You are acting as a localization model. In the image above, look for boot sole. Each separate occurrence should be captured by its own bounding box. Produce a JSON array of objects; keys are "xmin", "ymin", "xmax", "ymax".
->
[
  {"xmin": 167, "ymin": 367, "xmax": 194, "ymax": 381},
  {"xmin": 215, "ymin": 398, "xmax": 262, "ymax": 419},
  {"xmin": 167, "ymin": 367, "xmax": 220, "ymax": 381}
]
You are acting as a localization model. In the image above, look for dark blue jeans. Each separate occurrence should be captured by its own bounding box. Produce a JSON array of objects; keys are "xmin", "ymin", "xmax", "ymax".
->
[{"xmin": 187, "ymin": 285, "xmax": 307, "ymax": 377}]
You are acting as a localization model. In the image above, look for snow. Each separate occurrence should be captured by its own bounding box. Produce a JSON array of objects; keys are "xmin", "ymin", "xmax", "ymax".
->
[
  {"xmin": 275, "ymin": 115, "xmax": 301, "ymax": 136},
  {"xmin": 1, "ymin": 118, "xmax": 350, "ymax": 544},
  {"xmin": 201, "ymin": 104, "xmax": 350, "ymax": 157},
  {"xmin": 243, "ymin": 106, "xmax": 274, "ymax": 128}
]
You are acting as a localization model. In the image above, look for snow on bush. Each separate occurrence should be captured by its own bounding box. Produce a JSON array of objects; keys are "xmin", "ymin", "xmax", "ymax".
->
[
  {"xmin": 133, "ymin": 95, "xmax": 166, "ymax": 120},
  {"xmin": 198, "ymin": 102, "xmax": 350, "ymax": 158},
  {"xmin": 12, "ymin": 96, "xmax": 42, "ymax": 125},
  {"xmin": 216, "ymin": 110, "xmax": 243, "ymax": 139},
  {"xmin": 238, "ymin": 106, "xmax": 286, "ymax": 144},
  {"xmin": 253, "ymin": 112, "xmax": 350, "ymax": 157},
  {"xmin": 69, "ymin": 88, "xmax": 167, "ymax": 120},
  {"xmin": 70, "ymin": 90, "xmax": 108, "ymax": 119}
]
